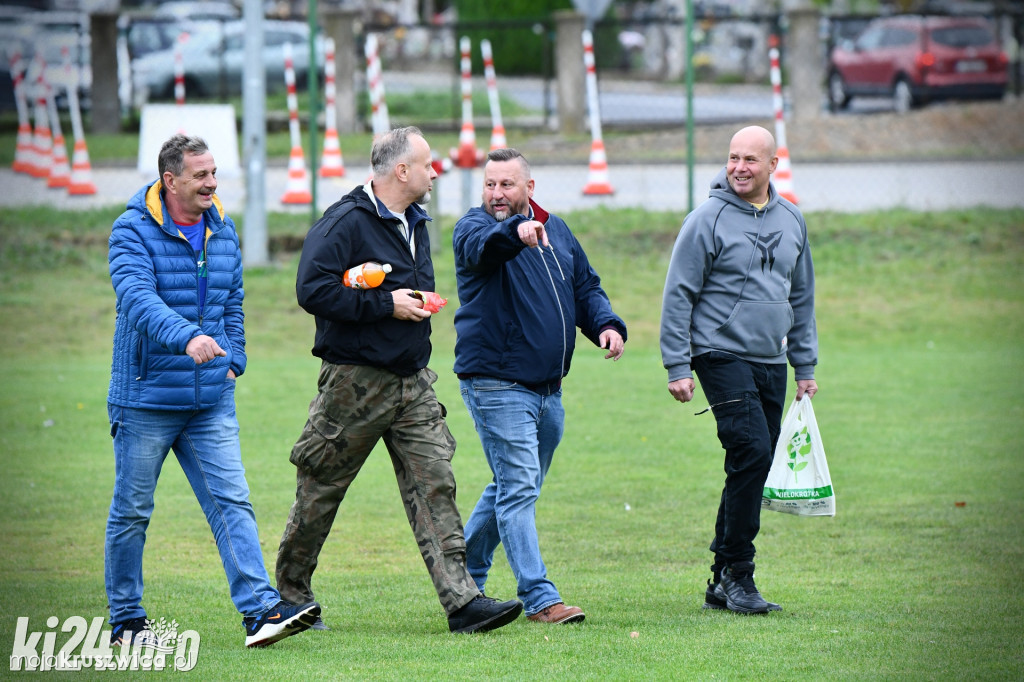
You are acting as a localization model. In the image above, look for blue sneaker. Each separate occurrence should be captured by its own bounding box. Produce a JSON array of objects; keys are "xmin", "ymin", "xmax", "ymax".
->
[{"xmin": 243, "ymin": 600, "xmax": 320, "ymax": 648}]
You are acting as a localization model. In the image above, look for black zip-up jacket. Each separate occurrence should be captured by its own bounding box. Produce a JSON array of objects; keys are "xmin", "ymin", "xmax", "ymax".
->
[{"xmin": 296, "ymin": 186, "xmax": 435, "ymax": 376}]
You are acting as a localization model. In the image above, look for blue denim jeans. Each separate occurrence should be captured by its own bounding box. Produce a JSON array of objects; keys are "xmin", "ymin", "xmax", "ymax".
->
[
  {"xmin": 459, "ymin": 377, "xmax": 564, "ymax": 616},
  {"xmin": 105, "ymin": 381, "xmax": 280, "ymax": 624}
]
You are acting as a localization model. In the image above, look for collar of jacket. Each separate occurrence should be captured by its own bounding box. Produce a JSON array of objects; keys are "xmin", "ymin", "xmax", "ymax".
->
[{"xmin": 529, "ymin": 198, "xmax": 550, "ymax": 225}]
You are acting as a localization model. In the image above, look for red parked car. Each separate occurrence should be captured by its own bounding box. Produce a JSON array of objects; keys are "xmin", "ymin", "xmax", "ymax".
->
[{"xmin": 828, "ymin": 15, "xmax": 1008, "ymax": 113}]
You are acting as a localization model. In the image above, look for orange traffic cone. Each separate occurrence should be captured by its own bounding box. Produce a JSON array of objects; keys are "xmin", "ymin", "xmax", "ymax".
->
[
  {"xmin": 68, "ymin": 138, "xmax": 97, "ymax": 195},
  {"xmin": 281, "ymin": 43, "xmax": 312, "ymax": 204},
  {"xmin": 320, "ymin": 37, "xmax": 345, "ymax": 177},
  {"xmin": 282, "ymin": 145, "xmax": 312, "ymax": 204},
  {"xmin": 46, "ymin": 86, "xmax": 69, "ymax": 188},
  {"xmin": 582, "ymin": 139, "xmax": 614, "ymax": 195},
  {"xmin": 320, "ymin": 128, "xmax": 344, "ymax": 178},
  {"xmin": 581, "ymin": 30, "xmax": 613, "ymax": 195},
  {"xmin": 773, "ymin": 144, "xmax": 798, "ymax": 205},
  {"xmin": 29, "ymin": 66, "xmax": 53, "ymax": 179},
  {"xmin": 13, "ymin": 121, "xmax": 33, "ymax": 174},
  {"xmin": 450, "ymin": 36, "xmax": 483, "ymax": 169},
  {"xmin": 480, "ymin": 39, "xmax": 507, "ymax": 151},
  {"xmin": 10, "ymin": 53, "xmax": 33, "ymax": 174},
  {"xmin": 769, "ymin": 36, "xmax": 798, "ymax": 205},
  {"xmin": 48, "ymin": 131, "xmax": 70, "ymax": 188}
]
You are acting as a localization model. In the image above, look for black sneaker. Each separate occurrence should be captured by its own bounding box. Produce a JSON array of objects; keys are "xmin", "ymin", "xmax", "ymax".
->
[
  {"xmin": 310, "ymin": 616, "xmax": 330, "ymax": 631},
  {"xmin": 244, "ymin": 600, "xmax": 321, "ymax": 648},
  {"xmin": 110, "ymin": 617, "xmax": 158, "ymax": 647},
  {"xmin": 448, "ymin": 595, "xmax": 523, "ymax": 634},
  {"xmin": 706, "ymin": 579, "xmax": 782, "ymax": 612},
  {"xmin": 716, "ymin": 562, "xmax": 772, "ymax": 614}
]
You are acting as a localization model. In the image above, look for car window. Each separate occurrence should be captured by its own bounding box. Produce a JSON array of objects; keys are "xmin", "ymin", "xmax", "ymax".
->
[
  {"xmin": 931, "ymin": 26, "xmax": 994, "ymax": 48},
  {"xmin": 855, "ymin": 26, "xmax": 884, "ymax": 50},
  {"xmin": 265, "ymin": 30, "xmax": 303, "ymax": 47},
  {"xmin": 881, "ymin": 27, "xmax": 917, "ymax": 48}
]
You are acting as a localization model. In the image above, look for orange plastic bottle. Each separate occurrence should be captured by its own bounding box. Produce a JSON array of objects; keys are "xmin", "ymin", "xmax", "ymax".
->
[{"xmin": 343, "ymin": 262, "xmax": 392, "ymax": 289}]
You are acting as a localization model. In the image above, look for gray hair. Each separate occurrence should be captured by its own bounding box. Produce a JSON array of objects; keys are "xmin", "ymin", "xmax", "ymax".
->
[
  {"xmin": 487, "ymin": 147, "xmax": 530, "ymax": 177},
  {"xmin": 159, "ymin": 134, "xmax": 209, "ymax": 178},
  {"xmin": 371, "ymin": 126, "xmax": 424, "ymax": 177}
]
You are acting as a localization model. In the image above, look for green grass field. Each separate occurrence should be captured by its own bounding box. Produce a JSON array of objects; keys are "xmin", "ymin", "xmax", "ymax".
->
[{"xmin": 1, "ymin": 205, "xmax": 1022, "ymax": 680}]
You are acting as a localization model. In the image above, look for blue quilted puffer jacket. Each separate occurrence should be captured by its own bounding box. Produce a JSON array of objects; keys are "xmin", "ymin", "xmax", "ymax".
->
[{"xmin": 107, "ymin": 180, "xmax": 246, "ymax": 411}]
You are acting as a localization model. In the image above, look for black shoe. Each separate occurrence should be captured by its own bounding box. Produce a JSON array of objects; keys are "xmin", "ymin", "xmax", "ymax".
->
[
  {"xmin": 243, "ymin": 600, "xmax": 321, "ymax": 648},
  {"xmin": 706, "ymin": 579, "xmax": 782, "ymax": 612},
  {"xmin": 310, "ymin": 616, "xmax": 329, "ymax": 631},
  {"xmin": 448, "ymin": 595, "xmax": 523, "ymax": 633},
  {"xmin": 110, "ymin": 617, "xmax": 158, "ymax": 647},
  {"xmin": 717, "ymin": 562, "xmax": 772, "ymax": 614}
]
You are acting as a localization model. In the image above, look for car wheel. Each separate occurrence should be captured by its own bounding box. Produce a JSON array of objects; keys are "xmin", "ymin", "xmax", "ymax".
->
[
  {"xmin": 828, "ymin": 72, "xmax": 850, "ymax": 111},
  {"xmin": 892, "ymin": 78, "xmax": 915, "ymax": 114}
]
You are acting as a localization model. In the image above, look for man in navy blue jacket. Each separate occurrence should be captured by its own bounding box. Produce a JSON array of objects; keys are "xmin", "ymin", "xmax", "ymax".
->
[
  {"xmin": 453, "ymin": 148, "xmax": 627, "ymax": 625},
  {"xmin": 106, "ymin": 134, "xmax": 320, "ymax": 648}
]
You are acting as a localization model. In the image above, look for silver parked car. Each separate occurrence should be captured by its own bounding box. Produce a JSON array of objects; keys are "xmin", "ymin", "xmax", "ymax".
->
[{"xmin": 130, "ymin": 19, "xmax": 321, "ymax": 102}]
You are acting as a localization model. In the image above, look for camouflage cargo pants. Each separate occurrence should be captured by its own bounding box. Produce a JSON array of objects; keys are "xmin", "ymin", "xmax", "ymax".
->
[{"xmin": 275, "ymin": 362, "xmax": 479, "ymax": 615}]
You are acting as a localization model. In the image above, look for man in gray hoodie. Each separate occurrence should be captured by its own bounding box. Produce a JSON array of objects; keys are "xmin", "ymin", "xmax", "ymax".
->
[{"xmin": 660, "ymin": 126, "xmax": 818, "ymax": 614}]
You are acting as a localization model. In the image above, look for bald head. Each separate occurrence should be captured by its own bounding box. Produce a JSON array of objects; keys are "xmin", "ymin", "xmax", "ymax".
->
[
  {"xmin": 726, "ymin": 126, "xmax": 779, "ymax": 204},
  {"xmin": 731, "ymin": 126, "xmax": 776, "ymax": 158}
]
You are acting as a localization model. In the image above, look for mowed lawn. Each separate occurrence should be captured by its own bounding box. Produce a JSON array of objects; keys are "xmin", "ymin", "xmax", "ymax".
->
[{"xmin": 0, "ymin": 205, "xmax": 1021, "ymax": 680}]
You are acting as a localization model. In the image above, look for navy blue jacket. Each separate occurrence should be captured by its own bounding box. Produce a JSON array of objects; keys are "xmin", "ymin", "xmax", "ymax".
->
[
  {"xmin": 108, "ymin": 181, "xmax": 244, "ymax": 410},
  {"xmin": 452, "ymin": 200, "xmax": 626, "ymax": 385},
  {"xmin": 295, "ymin": 186, "xmax": 435, "ymax": 376}
]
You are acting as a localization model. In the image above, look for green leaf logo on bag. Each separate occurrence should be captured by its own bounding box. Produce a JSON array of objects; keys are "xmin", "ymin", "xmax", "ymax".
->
[{"xmin": 786, "ymin": 427, "xmax": 812, "ymax": 479}]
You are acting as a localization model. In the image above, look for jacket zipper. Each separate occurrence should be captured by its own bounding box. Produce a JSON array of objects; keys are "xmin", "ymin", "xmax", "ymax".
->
[{"xmin": 537, "ymin": 245, "xmax": 568, "ymax": 379}]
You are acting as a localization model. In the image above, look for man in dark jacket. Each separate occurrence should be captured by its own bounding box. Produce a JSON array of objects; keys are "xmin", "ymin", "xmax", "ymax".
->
[
  {"xmin": 275, "ymin": 127, "xmax": 522, "ymax": 634},
  {"xmin": 106, "ymin": 134, "xmax": 320, "ymax": 649},
  {"xmin": 453, "ymin": 148, "xmax": 627, "ymax": 625},
  {"xmin": 660, "ymin": 125, "xmax": 818, "ymax": 614}
]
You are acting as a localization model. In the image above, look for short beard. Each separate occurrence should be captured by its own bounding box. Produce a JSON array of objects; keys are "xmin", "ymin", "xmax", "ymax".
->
[
  {"xmin": 415, "ymin": 190, "xmax": 431, "ymax": 205},
  {"xmin": 491, "ymin": 207, "xmax": 510, "ymax": 221}
]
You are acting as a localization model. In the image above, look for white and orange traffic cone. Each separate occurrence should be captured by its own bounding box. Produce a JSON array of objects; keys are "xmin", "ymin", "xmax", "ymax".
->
[
  {"xmin": 175, "ymin": 34, "xmax": 187, "ymax": 106},
  {"xmin": 450, "ymin": 36, "xmax": 483, "ymax": 169},
  {"xmin": 64, "ymin": 46, "xmax": 95, "ymax": 195},
  {"xmin": 28, "ymin": 57, "xmax": 53, "ymax": 179},
  {"xmin": 46, "ymin": 72, "xmax": 70, "ymax": 189},
  {"xmin": 480, "ymin": 39, "xmax": 506, "ymax": 151},
  {"xmin": 769, "ymin": 35, "xmax": 798, "ymax": 205},
  {"xmin": 68, "ymin": 137, "xmax": 97, "ymax": 195},
  {"xmin": 320, "ymin": 37, "xmax": 345, "ymax": 177},
  {"xmin": 281, "ymin": 42, "xmax": 312, "ymax": 204},
  {"xmin": 364, "ymin": 34, "xmax": 390, "ymax": 137},
  {"xmin": 10, "ymin": 51, "xmax": 33, "ymax": 174},
  {"xmin": 364, "ymin": 34, "xmax": 391, "ymax": 182},
  {"xmin": 582, "ymin": 30, "xmax": 613, "ymax": 195}
]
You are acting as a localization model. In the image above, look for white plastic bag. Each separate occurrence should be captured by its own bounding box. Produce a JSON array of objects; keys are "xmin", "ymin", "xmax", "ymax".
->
[{"xmin": 762, "ymin": 397, "xmax": 835, "ymax": 517}]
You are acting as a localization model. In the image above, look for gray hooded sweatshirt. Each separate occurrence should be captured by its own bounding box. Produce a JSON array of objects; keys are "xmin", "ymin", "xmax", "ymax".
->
[{"xmin": 660, "ymin": 168, "xmax": 817, "ymax": 383}]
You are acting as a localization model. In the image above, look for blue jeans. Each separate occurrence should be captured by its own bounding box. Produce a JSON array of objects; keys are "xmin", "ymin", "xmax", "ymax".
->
[
  {"xmin": 459, "ymin": 377, "xmax": 564, "ymax": 616},
  {"xmin": 105, "ymin": 381, "xmax": 280, "ymax": 624}
]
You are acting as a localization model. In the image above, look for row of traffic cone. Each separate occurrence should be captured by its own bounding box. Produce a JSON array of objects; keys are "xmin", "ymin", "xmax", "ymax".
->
[
  {"xmin": 450, "ymin": 33, "xmax": 612, "ymax": 197},
  {"xmin": 10, "ymin": 51, "xmax": 96, "ymax": 195}
]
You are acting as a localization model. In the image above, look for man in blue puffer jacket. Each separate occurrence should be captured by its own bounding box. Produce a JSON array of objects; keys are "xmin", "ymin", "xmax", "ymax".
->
[
  {"xmin": 453, "ymin": 148, "xmax": 627, "ymax": 625},
  {"xmin": 105, "ymin": 134, "xmax": 319, "ymax": 649}
]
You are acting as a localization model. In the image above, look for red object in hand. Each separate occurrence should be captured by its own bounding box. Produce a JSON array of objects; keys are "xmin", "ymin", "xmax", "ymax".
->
[{"xmin": 413, "ymin": 291, "xmax": 448, "ymax": 313}]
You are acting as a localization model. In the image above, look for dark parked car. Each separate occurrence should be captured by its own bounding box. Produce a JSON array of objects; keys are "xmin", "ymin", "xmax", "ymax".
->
[{"xmin": 828, "ymin": 15, "xmax": 1008, "ymax": 113}]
